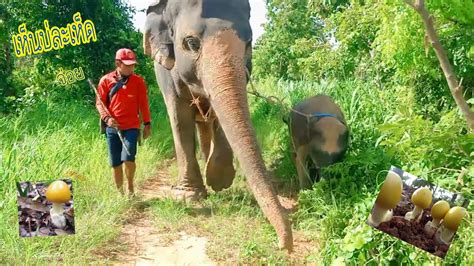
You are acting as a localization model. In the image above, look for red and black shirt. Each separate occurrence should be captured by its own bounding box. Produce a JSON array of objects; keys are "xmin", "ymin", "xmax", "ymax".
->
[{"xmin": 96, "ymin": 71, "xmax": 151, "ymax": 130}]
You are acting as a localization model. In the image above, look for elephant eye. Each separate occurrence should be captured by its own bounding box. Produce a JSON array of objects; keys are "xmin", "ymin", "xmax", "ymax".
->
[{"xmin": 183, "ymin": 36, "xmax": 201, "ymax": 52}]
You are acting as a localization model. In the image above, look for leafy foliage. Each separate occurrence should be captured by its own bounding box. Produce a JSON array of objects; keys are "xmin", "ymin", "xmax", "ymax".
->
[
  {"xmin": 253, "ymin": 0, "xmax": 473, "ymax": 264},
  {"xmin": 0, "ymin": 0, "xmax": 155, "ymax": 113},
  {"xmin": 249, "ymin": 77, "xmax": 472, "ymax": 264},
  {"xmin": 1, "ymin": 0, "xmax": 473, "ymax": 264},
  {"xmin": 254, "ymin": 0, "xmax": 474, "ymax": 118}
]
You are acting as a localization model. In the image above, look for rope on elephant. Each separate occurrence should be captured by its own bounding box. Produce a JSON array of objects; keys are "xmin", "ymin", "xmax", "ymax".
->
[
  {"xmin": 245, "ymin": 70, "xmax": 315, "ymax": 119},
  {"xmin": 245, "ymin": 69, "xmax": 311, "ymax": 130},
  {"xmin": 187, "ymin": 88, "xmax": 214, "ymax": 122}
]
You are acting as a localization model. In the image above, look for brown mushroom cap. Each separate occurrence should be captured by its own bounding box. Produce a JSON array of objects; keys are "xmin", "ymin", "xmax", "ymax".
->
[
  {"xmin": 443, "ymin": 206, "xmax": 466, "ymax": 231},
  {"xmin": 411, "ymin": 187, "xmax": 432, "ymax": 209},
  {"xmin": 45, "ymin": 180, "xmax": 71, "ymax": 203},
  {"xmin": 375, "ymin": 171, "xmax": 403, "ymax": 209},
  {"xmin": 431, "ymin": 200, "xmax": 450, "ymax": 220}
]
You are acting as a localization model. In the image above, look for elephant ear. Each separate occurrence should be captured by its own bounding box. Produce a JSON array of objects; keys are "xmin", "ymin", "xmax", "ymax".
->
[
  {"xmin": 144, "ymin": 0, "xmax": 175, "ymax": 70},
  {"xmin": 146, "ymin": 0, "xmax": 166, "ymax": 15}
]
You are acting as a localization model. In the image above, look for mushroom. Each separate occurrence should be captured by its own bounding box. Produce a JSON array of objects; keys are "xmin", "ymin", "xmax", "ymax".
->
[
  {"xmin": 404, "ymin": 186, "xmax": 432, "ymax": 221},
  {"xmin": 424, "ymin": 200, "xmax": 450, "ymax": 235},
  {"xmin": 436, "ymin": 206, "xmax": 466, "ymax": 244},
  {"xmin": 45, "ymin": 180, "xmax": 71, "ymax": 229},
  {"xmin": 367, "ymin": 171, "xmax": 403, "ymax": 227}
]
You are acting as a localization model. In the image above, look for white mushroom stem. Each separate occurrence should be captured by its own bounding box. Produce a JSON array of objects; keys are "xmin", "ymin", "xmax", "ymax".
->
[
  {"xmin": 368, "ymin": 204, "xmax": 393, "ymax": 227},
  {"xmin": 424, "ymin": 218, "xmax": 442, "ymax": 236},
  {"xmin": 430, "ymin": 218, "xmax": 442, "ymax": 227},
  {"xmin": 52, "ymin": 202, "xmax": 64, "ymax": 214},
  {"xmin": 405, "ymin": 205, "xmax": 423, "ymax": 221},
  {"xmin": 438, "ymin": 226, "xmax": 455, "ymax": 244},
  {"xmin": 50, "ymin": 202, "xmax": 66, "ymax": 228}
]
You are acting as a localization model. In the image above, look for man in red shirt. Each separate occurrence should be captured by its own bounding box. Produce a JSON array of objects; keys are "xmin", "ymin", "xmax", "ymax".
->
[{"xmin": 96, "ymin": 48, "xmax": 152, "ymax": 195}]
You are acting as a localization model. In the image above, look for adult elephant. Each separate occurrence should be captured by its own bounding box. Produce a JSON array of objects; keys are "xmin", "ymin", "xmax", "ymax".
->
[{"xmin": 143, "ymin": 0, "xmax": 293, "ymax": 250}]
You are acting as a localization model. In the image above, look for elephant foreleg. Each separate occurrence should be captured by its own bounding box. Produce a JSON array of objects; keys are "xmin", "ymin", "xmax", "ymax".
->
[
  {"xmin": 155, "ymin": 66, "xmax": 206, "ymax": 199},
  {"xmin": 295, "ymin": 145, "xmax": 312, "ymax": 190},
  {"xmin": 168, "ymin": 99, "xmax": 205, "ymax": 191},
  {"xmin": 196, "ymin": 121, "xmax": 212, "ymax": 162},
  {"xmin": 168, "ymin": 99, "xmax": 208, "ymax": 200},
  {"xmin": 205, "ymin": 120, "xmax": 236, "ymax": 191},
  {"xmin": 307, "ymin": 159, "xmax": 320, "ymax": 183}
]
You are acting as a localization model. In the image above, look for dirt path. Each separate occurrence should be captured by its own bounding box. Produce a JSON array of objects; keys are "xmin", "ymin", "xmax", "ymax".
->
[
  {"xmin": 101, "ymin": 165, "xmax": 317, "ymax": 265},
  {"xmin": 110, "ymin": 168, "xmax": 216, "ymax": 265}
]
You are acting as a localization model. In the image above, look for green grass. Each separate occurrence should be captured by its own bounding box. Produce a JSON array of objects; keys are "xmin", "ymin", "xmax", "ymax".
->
[
  {"xmin": 247, "ymin": 77, "xmax": 473, "ymax": 265},
  {"xmin": 0, "ymin": 87, "xmax": 173, "ymax": 264},
  {"xmin": 1, "ymin": 78, "xmax": 472, "ymax": 265},
  {"xmin": 133, "ymin": 77, "xmax": 472, "ymax": 264}
]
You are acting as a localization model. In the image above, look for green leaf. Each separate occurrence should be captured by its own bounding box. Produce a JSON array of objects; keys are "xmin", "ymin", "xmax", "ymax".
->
[{"xmin": 331, "ymin": 257, "xmax": 346, "ymax": 266}]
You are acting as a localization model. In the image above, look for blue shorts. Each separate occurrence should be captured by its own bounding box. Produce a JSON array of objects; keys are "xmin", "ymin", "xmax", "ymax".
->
[{"xmin": 105, "ymin": 127, "xmax": 139, "ymax": 167}]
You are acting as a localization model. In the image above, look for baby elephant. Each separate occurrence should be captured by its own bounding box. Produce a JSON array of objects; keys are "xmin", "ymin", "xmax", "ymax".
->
[{"xmin": 287, "ymin": 94, "xmax": 349, "ymax": 189}]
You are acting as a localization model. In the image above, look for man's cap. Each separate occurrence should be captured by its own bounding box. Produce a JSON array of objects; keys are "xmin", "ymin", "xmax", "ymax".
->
[{"xmin": 115, "ymin": 48, "xmax": 137, "ymax": 65}]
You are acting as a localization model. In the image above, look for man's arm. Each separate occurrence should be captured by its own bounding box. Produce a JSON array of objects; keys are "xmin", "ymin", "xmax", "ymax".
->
[{"xmin": 96, "ymin": 77, "xmax": 110, "ymax": 122}]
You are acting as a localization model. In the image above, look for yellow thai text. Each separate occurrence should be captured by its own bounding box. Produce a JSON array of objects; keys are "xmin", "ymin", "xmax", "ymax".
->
[
  {"xmin": 56, "ymin": 67, "xmax": 85, "ymax": 86},
  {"xmin": 11, "ymin": 12, "xmax": 97, "ymax": 58}
]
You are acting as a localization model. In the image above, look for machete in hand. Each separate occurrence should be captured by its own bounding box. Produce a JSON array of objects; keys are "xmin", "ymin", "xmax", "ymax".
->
[{"xmin": 88, "ymin": 78, "xmax": 131, "ymax": 156}]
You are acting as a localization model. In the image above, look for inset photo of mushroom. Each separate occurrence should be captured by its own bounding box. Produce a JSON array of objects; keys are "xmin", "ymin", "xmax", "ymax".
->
[
  {"xmin": 16, "ymin": 179, "xmax": 75, "ymax": 237},
  {"xmin": 366, "ymin": 166, "xmax": 469, "ymax": 258}
]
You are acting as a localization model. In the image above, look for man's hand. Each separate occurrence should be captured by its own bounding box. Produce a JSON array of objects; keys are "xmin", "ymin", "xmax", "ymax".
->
[
  {"xmin": 143, "ymin": 124, "xmax": 151, "ymax": 139},
  {"xmin": 106, "ymin": 117, "xmax": 119, "ymax": 128}
]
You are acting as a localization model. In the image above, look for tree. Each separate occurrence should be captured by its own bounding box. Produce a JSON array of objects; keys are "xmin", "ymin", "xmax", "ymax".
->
[
  {"xmin": 405, "ymin": 0, "xmax": 474, "ymax": 131},
  {"xmin": 1, "ymin": 0, "xmax": 155, "ymax": 113},
  {"xmin": 0, "ymin": 4, "xmax": 15, "ymax": 113},
  {"xmin": 254, "ymin": 0, "xmax": 474, "ymax": 121}
]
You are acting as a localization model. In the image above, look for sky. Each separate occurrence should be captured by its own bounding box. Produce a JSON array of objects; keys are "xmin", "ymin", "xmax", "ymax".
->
[{"xmin": 126, "ymin": 0, "xmax": 268, "ymax": 43}]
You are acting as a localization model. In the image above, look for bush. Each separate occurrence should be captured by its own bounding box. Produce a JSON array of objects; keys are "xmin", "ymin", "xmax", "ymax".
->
[{"xmin": 249, "ymin": 77, "xmax": 472, "ymax": 264}]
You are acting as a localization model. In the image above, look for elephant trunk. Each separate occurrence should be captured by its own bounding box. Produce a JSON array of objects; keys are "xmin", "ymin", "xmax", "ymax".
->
[{"xmin": 199, "ymin": 29, "xmax": 293, "ymax": 250}]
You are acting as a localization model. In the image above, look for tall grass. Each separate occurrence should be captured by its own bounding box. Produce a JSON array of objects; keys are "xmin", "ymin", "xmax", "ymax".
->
[
  {"xmin": 249, "ymin": 77, "xmax": 473, "ymax": 264},
  {"xmin": 0, "ymin": 77, "xmax": 471, "ymax": 265},
  {"xmin": 137, "ymin": 77, "xmax": 471, "ymax": 264},
  {"xmin": 0, "ymin": 88, "xmax": 173, "ymax": 264},
  {"xmin": 117, "ymin": 76, "xmax": 472, "ymax": 265}
]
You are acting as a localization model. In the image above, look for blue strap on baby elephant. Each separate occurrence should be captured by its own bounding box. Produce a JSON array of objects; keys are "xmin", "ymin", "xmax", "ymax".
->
[
  {"xmin": 312, "ymin": 112, "xmax": 338, "ymax": 119},
  {"xmin": 311, "ymin": 112, "xmax": 346, "ymax": 126}
]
